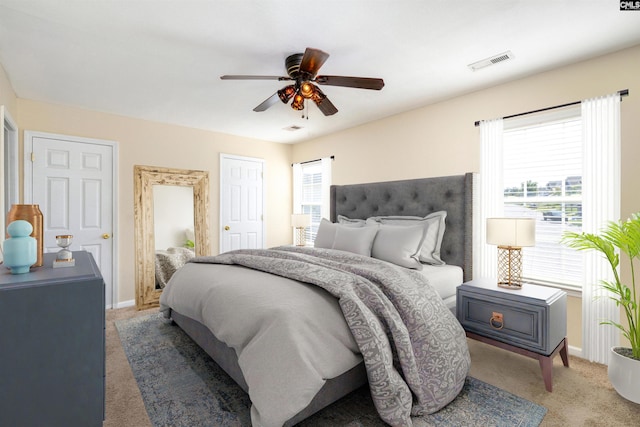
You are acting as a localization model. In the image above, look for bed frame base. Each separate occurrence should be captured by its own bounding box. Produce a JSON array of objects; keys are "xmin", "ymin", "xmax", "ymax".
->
[{"xmin": 169, "ymin": 309, "xmax": 368, "ymax": 426}]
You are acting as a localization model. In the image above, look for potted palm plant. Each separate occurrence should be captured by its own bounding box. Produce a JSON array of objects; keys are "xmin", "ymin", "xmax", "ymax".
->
[{"xmin": 562, "ymin": 213, "xmax": 640, "ymax": 403}]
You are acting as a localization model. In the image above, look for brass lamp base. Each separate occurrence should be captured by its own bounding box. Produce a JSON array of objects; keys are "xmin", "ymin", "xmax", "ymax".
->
[
  {"xmin": 496, "ymin": 245, "xmax": 524, "ymax": 289},
  {"xmin": 294, "ymin": 227, "xmax": 306, "ymax": 246}
]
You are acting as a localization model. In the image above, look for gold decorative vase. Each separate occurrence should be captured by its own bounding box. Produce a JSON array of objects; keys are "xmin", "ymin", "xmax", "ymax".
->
[{"xmin": 6, "ymin": 204, "xmax": 44, "ymax": 267}]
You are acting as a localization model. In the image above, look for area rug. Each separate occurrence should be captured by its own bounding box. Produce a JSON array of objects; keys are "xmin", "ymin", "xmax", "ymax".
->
[{"xmin": 116, "ymin": 312, "xmax": 547, "ymax": 427}]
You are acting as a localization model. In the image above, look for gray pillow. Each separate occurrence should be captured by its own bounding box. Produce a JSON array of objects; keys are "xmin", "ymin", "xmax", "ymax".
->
[
  {"xmin": 336, "ymin": 215, "xmax": 366, "ymax": 227},
  {"xmin": 367, "ymin": 211, "xmax": 447, "ymax": 265},
  {"xmin": 332, "ymin": 225, "xmax": 379, "ymax": 256},
  {"xmin": 371, "ymin": 224, "xmax": 425, "ymax": 270},
  {"xmin": 314, "ymin": 218, "xmax": 337, "ymax": 249}
]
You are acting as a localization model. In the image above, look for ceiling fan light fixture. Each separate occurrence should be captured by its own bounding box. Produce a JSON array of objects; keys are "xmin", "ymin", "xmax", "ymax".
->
[
  {"xmin": 291, "ymin": 93, "xmax": 305, "ymax": 110},
  {"xmin": 278, "ymin": 85, "xmax": 296, "ymax": 103},
  {"xmin": 300, "ymin": 82, "xmax": 315, "ymax": 98},
  {"xmin": 311, "ymin": 86, "xmax": 326, "ymax": 103}
]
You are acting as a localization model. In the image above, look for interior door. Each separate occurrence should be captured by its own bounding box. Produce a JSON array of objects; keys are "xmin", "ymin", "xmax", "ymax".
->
[
  {"xmin": 24, "ymin": 132, "xmax": 116, "ymax": 308},
  {"xmin": 0, "ymin": 106, "xmax": 19, "ymax": 260},
  {"xmin": 220, "ymin": 154, "xmax": 264, "ymax": 252}
]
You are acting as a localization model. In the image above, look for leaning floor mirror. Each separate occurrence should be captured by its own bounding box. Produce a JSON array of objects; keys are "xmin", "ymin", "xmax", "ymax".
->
[{"xmin": 134, "ymin": 165, "xmax": 211, "ymax": 310}]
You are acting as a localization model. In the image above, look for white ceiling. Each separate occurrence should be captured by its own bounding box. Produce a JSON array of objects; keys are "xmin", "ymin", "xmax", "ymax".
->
[{"xmin": 0, "ymin": 1, "xmax": 639, "ymax": 144}]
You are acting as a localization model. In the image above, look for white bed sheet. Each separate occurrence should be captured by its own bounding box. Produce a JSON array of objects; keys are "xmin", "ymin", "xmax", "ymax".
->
[{"xmin": 416, "ymin": 264, "xmax": 463, "ymax": 310}]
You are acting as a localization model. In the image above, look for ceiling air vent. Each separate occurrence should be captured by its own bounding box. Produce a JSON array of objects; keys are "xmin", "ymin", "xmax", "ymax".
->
[
  {"xmin": 468, "ymin": 50, "xmax": 514, "ymax": 71},
  {"xmin": 283, "ymin": 125, "xmax": 304, "ymax": 131}
]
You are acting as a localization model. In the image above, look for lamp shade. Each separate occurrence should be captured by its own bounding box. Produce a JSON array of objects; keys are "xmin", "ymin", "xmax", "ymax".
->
[
  {"xmin": 486, "ymin": 218, "xmax": 536, "ymax": 247},
  {"xmin": 291, "ymin": 214, "xmax": 311, "ymax": 228}
]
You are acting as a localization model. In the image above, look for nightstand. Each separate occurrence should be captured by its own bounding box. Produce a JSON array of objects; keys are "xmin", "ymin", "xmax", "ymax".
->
[{"xmin": 457, "ymin": 278, "xmax": 569, "ymax": 392}]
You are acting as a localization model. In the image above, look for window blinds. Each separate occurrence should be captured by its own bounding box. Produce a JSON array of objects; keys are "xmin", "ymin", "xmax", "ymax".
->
[{"xmin": 503, "ymin": 107, "xmax": 583, "ymax": 289}]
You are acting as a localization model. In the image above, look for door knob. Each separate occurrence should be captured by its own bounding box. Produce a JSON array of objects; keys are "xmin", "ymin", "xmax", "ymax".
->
[
  {"xmin": 102, "ymin": 233, "xmax": 110, "ymax": 239},
  {"xmin": 224, "ymin": 226, "xmax": 230, "ymax": 231}
]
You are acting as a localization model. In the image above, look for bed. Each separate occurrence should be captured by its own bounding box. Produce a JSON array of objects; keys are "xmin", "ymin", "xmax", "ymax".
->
[{"xmin": 160, "ymin": 173, "xmax": 474, "ymax": 426}]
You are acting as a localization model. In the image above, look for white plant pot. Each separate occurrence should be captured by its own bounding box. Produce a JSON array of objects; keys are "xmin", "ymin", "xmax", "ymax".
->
[{"xmin": 608, "ymin": 346, "xmax": 640, "ymax": 404}]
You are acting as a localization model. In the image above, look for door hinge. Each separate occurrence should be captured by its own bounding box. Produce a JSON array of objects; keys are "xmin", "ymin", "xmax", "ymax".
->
[{"xmin": 31, "ymin": 152, "xmax": 35, "ymax": 162}]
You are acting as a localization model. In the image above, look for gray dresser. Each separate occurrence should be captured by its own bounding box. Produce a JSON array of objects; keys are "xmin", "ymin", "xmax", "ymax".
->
[
  {"xmin": 0, "ymin": 251, "xmax": 105, "ymax": 427},
  {"xmin": 457, "ymin": 278, "xmax": 569, "ymax": 391}
]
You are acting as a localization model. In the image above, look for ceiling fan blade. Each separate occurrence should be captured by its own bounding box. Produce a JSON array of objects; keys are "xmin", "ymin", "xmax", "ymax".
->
[
  {"xmin": 221, "ymin": 75, "xmax": 291, "ymax": 81},
  {"xmin": 253, "ymin": 93, "xmax": 280, "ymax": 112},
  {"xmin": 315, "ymin": 75, "xmax": 385, "ymax": 90},
  {"xmin": 299, "ymin": 48, "xmax": 329, "ymax": 78},
  {"xmin": 314, "ymin": 95, "xmax": 338, "ymax": 116}
]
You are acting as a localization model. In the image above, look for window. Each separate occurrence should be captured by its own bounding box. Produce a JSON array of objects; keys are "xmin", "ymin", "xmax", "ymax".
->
[
  {"xmin": 502, "ymin": 107, "xmax": 583, "ymax": 289},
  {"xmin": 293, "ymin": 157, "xmax": 331, "ymax": 245},
  {"xmin": 481, "ymin": 92, "xmax": 622, "ymax": 363}
]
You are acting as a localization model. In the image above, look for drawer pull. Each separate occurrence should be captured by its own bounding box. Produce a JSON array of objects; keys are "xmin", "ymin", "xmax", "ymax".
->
[{"xmin": 490, "ymin": 312, "xmax": 504, "ymax": 330}]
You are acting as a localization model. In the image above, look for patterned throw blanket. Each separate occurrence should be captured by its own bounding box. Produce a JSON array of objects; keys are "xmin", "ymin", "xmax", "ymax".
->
[
  {"xmin": 191, "ymin": 246, "xmax": 470, "ymax": 426},
  {"xmin": 154, "ymin": 247, "xmax": 195, "ymax": 289}
]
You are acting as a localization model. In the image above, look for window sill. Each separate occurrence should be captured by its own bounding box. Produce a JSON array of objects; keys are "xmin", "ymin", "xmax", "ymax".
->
[{"xmin": 523, "ymin": 280, "xmax": 583, "ymax": 298}]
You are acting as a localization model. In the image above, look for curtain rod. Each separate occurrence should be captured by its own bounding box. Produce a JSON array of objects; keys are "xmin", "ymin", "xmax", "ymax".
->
[
  {"xmin": 291, "ymin": 155, "xmax": 334, "ymax": 167},
  {"xmin": 474, "ymin": 89, "xmax": 629, "ymax": 127}
]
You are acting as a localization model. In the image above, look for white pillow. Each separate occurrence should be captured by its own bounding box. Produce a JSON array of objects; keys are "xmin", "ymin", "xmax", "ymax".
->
[
  {"xmin": 314, "ymin": 218, "xmax": 337, "ymax": 249},
  {"xmin": 332, "ymin": 225, "xmax": 379, "ymax": 256},
  {"xmin": 371, "ymin": 224, "xmax": 425, "ymax": 270},
  {"xmin": 367, "ymin": 211, "xmax": 447, "ymax": 265}
]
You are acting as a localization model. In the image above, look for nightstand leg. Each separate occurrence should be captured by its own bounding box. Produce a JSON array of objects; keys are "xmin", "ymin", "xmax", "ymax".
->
[
  {"xmin": 539, "ymin": 356, "xmax": 554, "ymax": 392},
  {"xmin": 538, "ymin": 337, "xmax": 569, "ymax": 392},
  {"xmin": 465, "ymin": 332, "xmax": 569, "ymax": 392},
  {"xmin": 560, "ymin": 337, "xmax": 570, "ymax": 367}
]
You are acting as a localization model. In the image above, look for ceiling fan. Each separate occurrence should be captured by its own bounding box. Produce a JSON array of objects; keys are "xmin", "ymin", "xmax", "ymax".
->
[{"xmin": 220, "ymin": 47, "xmax": 385, "ymax": 116}]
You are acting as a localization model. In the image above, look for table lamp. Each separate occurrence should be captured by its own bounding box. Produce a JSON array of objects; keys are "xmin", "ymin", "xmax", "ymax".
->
[
  {"xmin": 291, "ymin": 214, "xmax": 311, "ymax": 246},
  {"xmin": 486, "ymin": 217, "xmax": 536, "ymax": 289}
]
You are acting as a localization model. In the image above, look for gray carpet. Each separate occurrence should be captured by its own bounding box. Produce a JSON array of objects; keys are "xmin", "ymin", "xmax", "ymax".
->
[{"xmin": 116, "ymin": 312, "xmax": 547, "ymax": 427}]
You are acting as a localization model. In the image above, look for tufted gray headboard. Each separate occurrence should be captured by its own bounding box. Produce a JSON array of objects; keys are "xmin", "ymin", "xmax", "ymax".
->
[{"xmin": 330, "ymin": 173, "xmax": 474, "ymax": 281}]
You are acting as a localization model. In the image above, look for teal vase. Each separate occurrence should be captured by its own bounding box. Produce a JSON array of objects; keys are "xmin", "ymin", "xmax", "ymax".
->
[{"xmin": 3, "ymin": 220, "xmax": 38, "ymax": 274}]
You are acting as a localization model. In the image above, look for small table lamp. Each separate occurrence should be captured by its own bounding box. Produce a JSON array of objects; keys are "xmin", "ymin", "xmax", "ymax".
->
[
  {"xmin": 486, "ymin": 218, "xmax": 536, "ymax": 289},
  {"xmin": 291, "ymin": 214, "xmax": 311, "ymax": 246}
]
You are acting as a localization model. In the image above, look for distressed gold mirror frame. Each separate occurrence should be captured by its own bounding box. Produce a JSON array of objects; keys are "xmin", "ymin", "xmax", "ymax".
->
[{"xmin": 134, "ymin": 165, "xmax": 211, "ymax": 310}]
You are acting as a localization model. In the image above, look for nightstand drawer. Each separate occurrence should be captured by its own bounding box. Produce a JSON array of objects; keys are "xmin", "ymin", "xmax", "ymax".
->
[
  {"xmin": 458, "ymin": 295, "xmax": 545, "ymax": 351},
  {"xmin": 457, "ymin": 279, "xmax": 567, "ymax": 355}
]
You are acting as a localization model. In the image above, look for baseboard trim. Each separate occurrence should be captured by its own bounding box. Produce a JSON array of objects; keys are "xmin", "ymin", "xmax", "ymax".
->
[
  {"xmin": 568, "ymin": 344, "xmax": 583, "ymax": 358},
  {"xmin": 113, "ymin": 299, "xmax": 135, "ymax": 309}
]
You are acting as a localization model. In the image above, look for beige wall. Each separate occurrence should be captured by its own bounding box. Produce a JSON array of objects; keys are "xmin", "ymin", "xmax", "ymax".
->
[
  {"xmin": 293, "ymin": 44, "xmax": 640, "ymax": 349},
  {"xmin": 15, "ymin": 99, "xmax": 293, "ymax": 304}
]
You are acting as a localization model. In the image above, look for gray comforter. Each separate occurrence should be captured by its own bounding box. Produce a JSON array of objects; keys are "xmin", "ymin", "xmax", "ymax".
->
[{"xmin": 190, "ymin": 246, "xmax": 470, "ymax": 426}]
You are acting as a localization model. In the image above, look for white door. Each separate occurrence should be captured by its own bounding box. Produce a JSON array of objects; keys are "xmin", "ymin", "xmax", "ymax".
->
[
  {"xmin": 24, "ymin": 132, "xmax": 117, "ymax": 308},
  {"xmin": 220, "ymin": 154, "xmax": 265, "ymax": 252},
  {"xmin": 1, "ymin": 105, "xmax": 19, "ymax": 259}
]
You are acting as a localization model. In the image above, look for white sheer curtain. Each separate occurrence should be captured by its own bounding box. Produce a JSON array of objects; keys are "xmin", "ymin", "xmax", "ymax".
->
[
  {"xmin": 292, "ymin": 162, "xmax": 302, "ymax": 214},
  {"xmin": 320, "ymin": 157, "xmax": 332, "ymax": 220},
  {"xmin": 581, "ymin": 93, "xmax": 621, "ymax": 364},
  {"xmin": 476, "ymin": 119, "xmax": 504, "ymax": 279}
]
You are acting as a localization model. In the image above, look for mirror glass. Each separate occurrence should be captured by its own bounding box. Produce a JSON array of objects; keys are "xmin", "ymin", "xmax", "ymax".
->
[
  {"xmin": 153, "ymin": 185, "xmax": 196, "ymax": 290},
  {"xmin": 134, "ymin": 165, "xmax": 210, "ymax": 309},
  {"xmin": 153, "ymin": 185, "xmax": 195, "ymax": 249}
]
